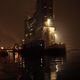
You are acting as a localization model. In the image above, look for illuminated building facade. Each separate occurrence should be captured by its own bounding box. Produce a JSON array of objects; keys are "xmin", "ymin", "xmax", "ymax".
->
[
  {"xmin": 22, "ymin": 0, "xmax": 66, "ymax": 80},
  {"xmin": 24, "ymin": 0, "xmax": 56, "ymax": 47}
]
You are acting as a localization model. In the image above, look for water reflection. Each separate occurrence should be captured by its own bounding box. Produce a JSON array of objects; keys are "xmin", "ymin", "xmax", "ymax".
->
[
  {"xmin": 7, "ymin": 50, "xmax": 66, "ymax": 80},
  {"xmin": 50, "ymin": 58, "xmax": 64, "ymax": 80},
  {"xmin": 6, "ymin": 49, "xmax": 80, "ymax": 80}
]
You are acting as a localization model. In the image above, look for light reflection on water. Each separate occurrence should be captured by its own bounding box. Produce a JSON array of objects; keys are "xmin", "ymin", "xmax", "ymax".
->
[
  {"xmin": 50, "ymin": 58, "xmax": 64, "ymax": 80},
  {"xmin": 7, "ymin": 49, "xmax": 80, "ymax": 80},
  {"xmin": 7, "ymin": 51, "xmax": 66, "ymax": 80},
  {"xmin": 55, "ymin": 50, "xmax": 80, "ymax": 80},
  {"xmin": 6, "ymin": 49, "xmax": 80, "ymax": 80},
  {"xmin": 49, "ymin": 50, "xmax": 80, "ymax": 80}
]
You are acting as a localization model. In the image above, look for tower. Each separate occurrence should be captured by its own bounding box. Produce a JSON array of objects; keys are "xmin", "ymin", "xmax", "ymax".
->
[
  {"xmin": 22, "ymin": 0, "xmax": 66, "ymax": 80},
  {"xmin": 24, "ymin": 0, "xmax": 56, "ymax": 47}
]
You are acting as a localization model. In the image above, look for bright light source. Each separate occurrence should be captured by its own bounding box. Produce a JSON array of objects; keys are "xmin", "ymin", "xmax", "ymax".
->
[
  {"xmin": 43, "ymin": 27, "xmax": 55, "ymax": 33},
  {"xmin": 43, "ymin": 27, "xmax": 56, "ymax": 44},
  {"xmin": 22, "ymin": 39, "xmax": 25, "ymax": 42},
  {"xmin": 56, "ymin": 64, "xmax": 59, "ymax": 72},
  {"xmin": 1, "ymin": 47, "xmax": 4, "ymax": 49},
  {"xmin": 22, "ymin": 39, "xmax": 25, "ymax": 44},
  {"xmin": 47, "ymin": 18, "xmax": 51, "ymax": 26},
  {"xmin": 49, "ymin": 27, "xmax": 55, "ymax": 34},
  {"xmin": 30, "ymin": 28, "xmax": 33, "ymax": 31},
  {"xmin": 19, "ymin": 46, "xmax": 22, "ymax": 49},
  {"xmin": 54, "ymin": 33, "xmax": 57, "ymax": 38},
  {"xmin": 54, "ymin": 33, "xmax": 60, "ymax": 43},
  {"xmin": 51, "ymin": 72, "xmax": 57, "ymax": 80},
  {"xmin": 45, "ymin": 18, "xmax": 52, "ymax": 26},
  {"xmin": 30, "ymin": 33, "xmax": 32, "ymax": 36},
  {"xmin": 25, "ymin": 34, "xmax": 28, "ymax": 37}
]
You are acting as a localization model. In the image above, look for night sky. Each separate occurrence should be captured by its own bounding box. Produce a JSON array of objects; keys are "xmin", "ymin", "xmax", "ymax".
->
[{"xmin": 0, "ymin": 0, "xmax": 80, "ymax": 49}]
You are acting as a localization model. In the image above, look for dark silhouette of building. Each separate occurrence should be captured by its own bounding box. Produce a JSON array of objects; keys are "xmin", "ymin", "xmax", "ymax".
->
[
  {"xmin": 21, "ymin": 0, "xmax": 66, "ymax": 80},
  {"xmin": 24, "ymin": 0, "xmax": 55, "ymax": 46}
]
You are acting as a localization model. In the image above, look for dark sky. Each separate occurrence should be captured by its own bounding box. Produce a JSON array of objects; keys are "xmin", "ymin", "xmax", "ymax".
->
[{"xmin": 0, "ymin": 0, "xmax": 80, "ymax": 49}]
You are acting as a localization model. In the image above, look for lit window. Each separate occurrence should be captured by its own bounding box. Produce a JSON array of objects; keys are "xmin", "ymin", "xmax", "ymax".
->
[
  {"xmin": 30, "ymin": 28, "xmax": 33, "ymax": 31},
  {"xmin": 30, "ymin": 33, "xmax": 32, "ymax": 36},
  {"xmin": 45, "ymin": 18, "xmax": 52, "ymax": 26},
  {"xmin": 25, "ymin": 34, "xmax": 28, "ymax": 37},
  {"xmin": 41, "ymin": 58, "xmax": 43, "ymax": 63},
  {"xmin": 22, "ymin": 39, "xmax": 25, "ymax": 42}
]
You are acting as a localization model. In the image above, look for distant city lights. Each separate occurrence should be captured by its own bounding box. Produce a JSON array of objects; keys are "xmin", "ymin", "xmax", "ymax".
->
[{"xmin": 0, "ymin": 46, "xmax": 4, "ymax": 50}]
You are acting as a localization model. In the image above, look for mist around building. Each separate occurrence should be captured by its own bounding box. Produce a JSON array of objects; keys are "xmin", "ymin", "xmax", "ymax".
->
[{"xmin": 0, "ymin": 0, "xmax": 68, "ymax": 80}]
